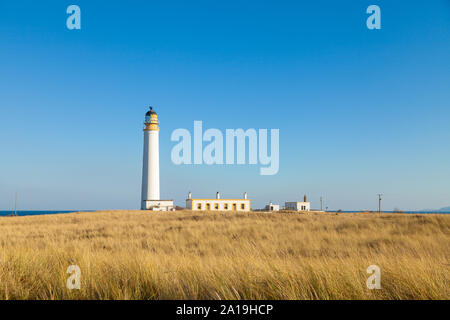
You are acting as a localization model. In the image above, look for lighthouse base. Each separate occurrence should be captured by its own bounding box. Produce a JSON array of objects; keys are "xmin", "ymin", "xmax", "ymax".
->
[{"xmin": 141, "ymin": 200, "xmax": 175, "ymax": 211}]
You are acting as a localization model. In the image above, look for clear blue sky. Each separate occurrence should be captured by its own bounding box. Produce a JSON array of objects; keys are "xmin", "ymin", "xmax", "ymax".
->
[{"xmin": 1, "ymin": 1, "xmax": 449, "ymax": 211}]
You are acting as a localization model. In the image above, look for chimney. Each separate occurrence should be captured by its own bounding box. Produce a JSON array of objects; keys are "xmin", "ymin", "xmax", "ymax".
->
[
  {"xmin": 216, "ymin": 192, "xmax": 220, "ymax": 199},
  {"xmin": 244, "ymin": 192, "xmax": 248, "ymax": 199},
  {"xmin": 304, "ymin": 195, "xmax": 307, "ymax": 202},
  {"xmin": 188, "ymin": 192, "xmax": 192, "ymax": 199}
]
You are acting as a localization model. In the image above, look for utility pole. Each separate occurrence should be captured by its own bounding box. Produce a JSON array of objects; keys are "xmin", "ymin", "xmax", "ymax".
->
[
  {"xmin": 320, "ymin": 197, "xmax": 323, "ymax": 211},
  {"xmin": 377, "ymin": 194, "xmax": 383, "ymax": 213},
  {"xmin": 14, "ymin": 192, "xmax": 18, "ymax": 216}
]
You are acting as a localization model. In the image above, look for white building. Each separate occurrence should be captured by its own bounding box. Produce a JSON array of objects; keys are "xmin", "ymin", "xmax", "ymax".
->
[
  {"xmin": 264, "ymin": 201, "xmax": 280, "ymax": 211},
  {"xmin": 186, "ymin": 192, "xmax": 251, "ymax": 211},
  {"xmin": 141, "ymin": 107, "xmax": 174, "ymax": 211},
  {"xmin": 285, "ymin": 195, "xmax": 310, "ymax": 211}
]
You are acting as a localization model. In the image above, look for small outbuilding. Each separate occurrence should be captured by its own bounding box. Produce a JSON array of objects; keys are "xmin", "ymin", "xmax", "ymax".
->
[
  {"xmin": 285, "ymin": 195, "xmax": 311, "ymax": 211},
  {"xmin": 264, "ymin": 201, "xmax": 280, "ymax": 211}
]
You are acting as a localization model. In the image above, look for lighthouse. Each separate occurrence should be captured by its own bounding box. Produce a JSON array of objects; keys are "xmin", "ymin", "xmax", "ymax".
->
[{"xmin": 141, "ymin": 106, "xmax": 174, "ymax": 211}]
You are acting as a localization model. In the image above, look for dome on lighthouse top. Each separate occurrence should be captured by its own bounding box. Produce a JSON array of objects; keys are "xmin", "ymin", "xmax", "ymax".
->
[
  {"xmin": 146, "ymin": 106, "xmax": 157, "ymax": 116},
  {"xmin": 145, "ymin": 106, "xmax": 158, "ymax": 124}
]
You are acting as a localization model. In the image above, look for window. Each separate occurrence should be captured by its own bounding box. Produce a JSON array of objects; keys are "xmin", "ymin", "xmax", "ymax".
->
[
  {"xmin": 224, "ymin": 203, "xmax": 228, "ymax": 210},
  {"xmin": 241, "ymin": 203, "xmax": 245, "ymax": 210},
  {"xmin": 206, "ymin": 203, "xmax": 211, "ymax": 210},
  {"xmin": 233, "ymin": 203, "xmax": 237, "ymax": 210},
  {"xmin": 197, "ymin": 203, "xmax": 202, "ymax": 210},
  {"xmin": 215, "ymin": 203, "xmax": 219, "ymax": 210}
]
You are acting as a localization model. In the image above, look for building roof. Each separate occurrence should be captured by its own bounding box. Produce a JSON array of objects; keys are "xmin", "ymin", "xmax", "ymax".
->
[{"xmin": 187, "ymin": 198, "xmax": 250, "ymax": 201}]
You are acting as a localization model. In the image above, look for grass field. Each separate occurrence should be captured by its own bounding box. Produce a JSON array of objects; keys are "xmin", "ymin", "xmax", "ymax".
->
[{"xmin": 0, "ymin": 210, "xmax": 448, "ymax": 299}]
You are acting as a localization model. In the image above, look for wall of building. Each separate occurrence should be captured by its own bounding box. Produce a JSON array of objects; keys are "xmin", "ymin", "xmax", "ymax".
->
[
  {"xmin": 186, "ymin": 199, "xmax": 251, "ymax": 211},
  {"xmin": 285, "ymin": 202, "xmax": 310, "ymax": 211},
  {"xmin": 265, "ymin": 204, "xmax": 280, "ymax": 211},
  {"xmin": 143, "ymin": 200, "xmax": 174, "ymax": 211}
]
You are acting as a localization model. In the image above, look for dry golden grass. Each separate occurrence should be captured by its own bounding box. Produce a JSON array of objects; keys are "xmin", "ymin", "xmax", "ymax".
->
[{"xmin": 0, "ymin": 210, "xmax": 449, "ymax": 300}]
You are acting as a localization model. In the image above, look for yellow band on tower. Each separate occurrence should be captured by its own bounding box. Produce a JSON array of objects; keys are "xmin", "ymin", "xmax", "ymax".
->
[{"xmin": 145, "ymin": 114, "xmax": 159, "ymax": 131}]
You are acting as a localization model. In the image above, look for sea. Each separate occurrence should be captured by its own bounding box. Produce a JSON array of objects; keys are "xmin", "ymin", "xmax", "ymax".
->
[
  {"xmin": 331, "ymin": 210, "xmax": 450, "ymax": 214},
  {"xmin": 0, "ymin": 210, "xmax": 448, "ymax": 217},
  {"xmin": 0, "ymin": 210, "xmax": 93, "ymax": 217}
]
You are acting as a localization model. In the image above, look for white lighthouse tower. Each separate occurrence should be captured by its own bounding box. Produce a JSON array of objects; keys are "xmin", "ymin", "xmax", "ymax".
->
[{"xmin": 141, "ymin": 106, "xmax": 173, "ymax": 211}]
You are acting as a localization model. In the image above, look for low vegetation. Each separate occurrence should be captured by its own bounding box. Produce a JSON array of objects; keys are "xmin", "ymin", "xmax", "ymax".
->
[{"xmin": 0, "ymin": 210, "xmax": 448, "ymax": 299}]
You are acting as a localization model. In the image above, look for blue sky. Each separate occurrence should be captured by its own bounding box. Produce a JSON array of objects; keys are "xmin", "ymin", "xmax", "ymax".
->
[{"xmin": 0, "ymin": 1, "xmax": 449, "ymax": 211}]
